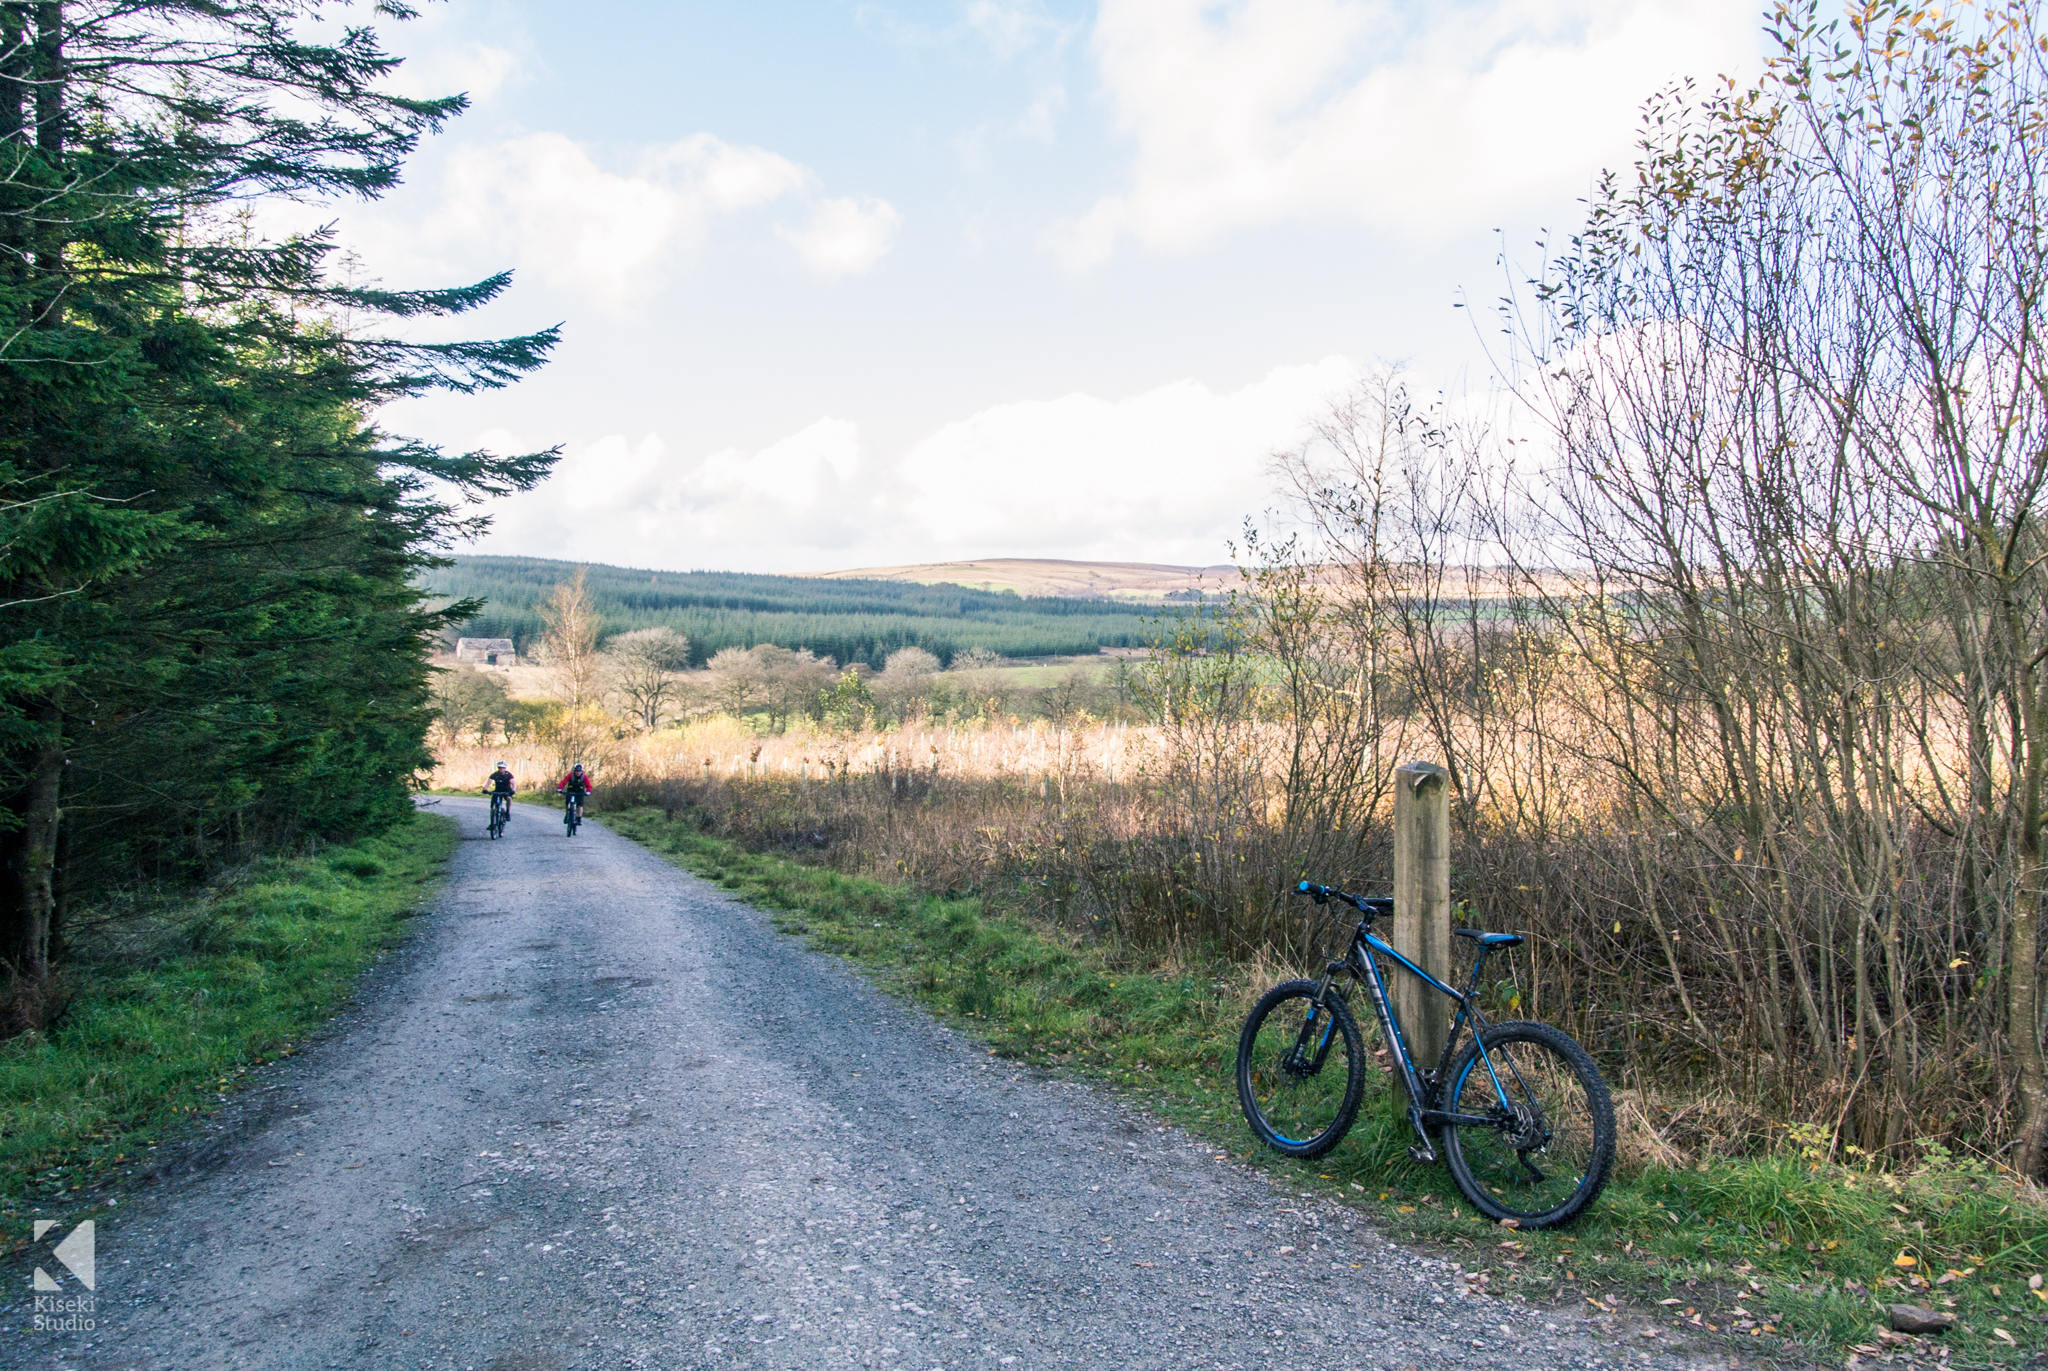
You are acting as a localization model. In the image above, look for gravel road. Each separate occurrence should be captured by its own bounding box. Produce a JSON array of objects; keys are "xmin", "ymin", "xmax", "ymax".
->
[{"xmin": 4, "ymin": 796, "xmax": 1748, "ymax": 1370}]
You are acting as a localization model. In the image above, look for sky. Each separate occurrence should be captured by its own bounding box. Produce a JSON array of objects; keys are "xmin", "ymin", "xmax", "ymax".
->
[{"xmin": 311, "ymin": 0, "xmax": 1769, "ymax": 574}]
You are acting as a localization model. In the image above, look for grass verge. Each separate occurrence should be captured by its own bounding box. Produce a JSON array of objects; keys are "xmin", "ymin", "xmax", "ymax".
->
[
  {"xmin": 606, "ymin": 805, "xmax": 2048, "ymax": 1369},
  {"xmin": 0, "ymin": 810, "xmax": 457, "ymax": 1219}
]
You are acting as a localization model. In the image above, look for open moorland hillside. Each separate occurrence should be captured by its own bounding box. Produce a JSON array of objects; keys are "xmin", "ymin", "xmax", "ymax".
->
[{"xmin": 800, "ymin": 557, "xmax": 1242, "ymax": 600}]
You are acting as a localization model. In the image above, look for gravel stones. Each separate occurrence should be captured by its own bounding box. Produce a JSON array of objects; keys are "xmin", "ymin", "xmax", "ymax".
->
[{"xmin": 3, "ymin": 797, "xmax": 1744, "ymax": 1369}]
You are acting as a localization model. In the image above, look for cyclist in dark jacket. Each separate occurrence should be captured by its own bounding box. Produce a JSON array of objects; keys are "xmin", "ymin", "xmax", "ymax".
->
[{"xmin": 483, "ymin": 762, "xmax": 516, "ymax": 826}]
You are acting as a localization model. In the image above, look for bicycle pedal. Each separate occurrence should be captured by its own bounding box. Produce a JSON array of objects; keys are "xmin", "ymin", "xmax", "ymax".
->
[{"xmin": 1407, "ymin": 1144, "xmax": 1438, "ymax": 1165}]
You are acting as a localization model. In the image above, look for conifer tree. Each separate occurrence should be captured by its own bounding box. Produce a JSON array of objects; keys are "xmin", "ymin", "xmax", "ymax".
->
[{"xmin": 0, "ymin": 1, "xmax": 559, "ymax": 981}]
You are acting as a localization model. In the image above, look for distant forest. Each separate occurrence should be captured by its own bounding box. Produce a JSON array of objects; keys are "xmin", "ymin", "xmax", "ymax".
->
[{"xmin": 425, "ymin": 557, "xmax": 1168, "ymax": 668}]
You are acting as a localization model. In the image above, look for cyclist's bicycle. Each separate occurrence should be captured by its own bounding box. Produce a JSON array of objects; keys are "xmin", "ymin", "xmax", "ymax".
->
[
  {"xmin": 484, "ymin": 791, "xmax": 511, "ymax": 840},
  {"xmin": 1236, "ymin": 881, "xmax": 1615, "ymax": 1228},
  {"xmin": 562, "ymin": 793, "xmax": 583, "ymax": 838}
]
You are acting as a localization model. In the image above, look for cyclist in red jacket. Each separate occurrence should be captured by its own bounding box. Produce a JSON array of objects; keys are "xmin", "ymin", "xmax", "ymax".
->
[{"xmin": 556, "ymin": 762, "xmax": 593, "ymax": 821}]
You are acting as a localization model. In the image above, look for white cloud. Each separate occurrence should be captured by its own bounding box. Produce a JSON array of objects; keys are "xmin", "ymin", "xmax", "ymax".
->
[
  {"xmin": 778, "ymin": 197, "xmax": 905, "ymax": 277},
  {"xmin": 1050, "ymin": 0, "xmax": 1759, "ymax": 267},
  {"xmin": 397, "ymin": 133, "xmax": 807, "ymax": 298},
  {"xmin": 339, "ymin": 130, "xmax": 899, "ymax": 300},
  {"xmin": 388, "ymin": 39, "xmax": 522, "ymax": 104},
  {"xmin": 474, "ymin": 420, "xmax": 879, "ymax": 570},
  {"xmin": 468, "ymin": 358, "xmax": 1363, "ymax": 571},
  {"xmin": 896, "ymin": 357, "xmax": 1359, "ymax": 560}
]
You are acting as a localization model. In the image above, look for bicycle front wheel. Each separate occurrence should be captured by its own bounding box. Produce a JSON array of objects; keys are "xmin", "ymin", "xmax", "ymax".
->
[
  {"xmin": 1442, "ymin": 1021, "xmax": 1615, "ymax": 1228},
  {"xmin": 1235, "ymin": 979, "xmax": 1365, "ymax": 1158}
]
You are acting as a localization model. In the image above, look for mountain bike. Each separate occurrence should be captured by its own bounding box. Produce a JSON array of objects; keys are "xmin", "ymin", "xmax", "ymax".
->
[
  {"xmin": 562, "ymin": 794, "xmax": 583, "ymax": 837},
  {"xmin": 485, "ymin": 791, "xmax": 510, "ymax": 840},
  {"xmin": 1235, "ymin": 881, "xmax": 1615, "ymax": 1228}
]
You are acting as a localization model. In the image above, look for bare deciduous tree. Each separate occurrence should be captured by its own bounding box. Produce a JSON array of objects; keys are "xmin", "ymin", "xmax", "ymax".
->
[
  {"xmin": 873, "ymin": 646, "xmax": 940, "ymax": 721},
  {"xmin": 705, "ymin": 645, "xmax": 836, "ymax": 730},
  {"xmin": 430, "ymin": 665, "xmax": 513, "ymax": 748},
  {"xmin": 1490, "ymin": 0, "xmax": 2048, "ymax": 1171},
  {"xmin": 945, "ymin": 647, "xmax": 1010, "ymax": 718},
  {"xmin": 537, "ymin": 567, "xmax": 604, "ymax": 710},
  {"xmin": 611, "ymin": 627, "xmax": 690, "ymax": 731}
]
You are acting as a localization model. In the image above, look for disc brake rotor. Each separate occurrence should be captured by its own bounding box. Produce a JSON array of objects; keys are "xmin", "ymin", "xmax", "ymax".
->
[{"xmin": 1503, "ymin": 1098, "xmax": 1547, "ymax": 1152}]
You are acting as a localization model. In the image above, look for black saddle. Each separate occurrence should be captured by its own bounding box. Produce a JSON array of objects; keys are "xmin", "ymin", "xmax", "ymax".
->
[{"xmin": 1453, "ymin": 929, "xmax": 1523, "ymax": 947}]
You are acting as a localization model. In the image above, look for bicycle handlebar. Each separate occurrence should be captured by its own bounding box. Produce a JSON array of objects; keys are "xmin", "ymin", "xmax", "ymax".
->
[{"xmin": 1294, "ymin": 881, "xmax": 1393, "ymax": 915}]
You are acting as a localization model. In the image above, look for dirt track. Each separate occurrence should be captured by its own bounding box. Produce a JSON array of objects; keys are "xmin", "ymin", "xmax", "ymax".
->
[{"xmin": 1, "ymin": 796, "xmax": 1743, "ymax": 1370}]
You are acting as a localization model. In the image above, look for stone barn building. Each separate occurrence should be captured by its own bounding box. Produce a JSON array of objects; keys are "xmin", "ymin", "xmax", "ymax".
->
[{"xmin": 455, "ymin": 637, "xmax": 516, "ymax": 666}]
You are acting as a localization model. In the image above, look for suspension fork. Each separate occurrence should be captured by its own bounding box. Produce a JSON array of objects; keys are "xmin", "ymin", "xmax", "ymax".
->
[{"xmin": 1286, "ymin": 957, "xmax": 1352, "ymax": 1072}]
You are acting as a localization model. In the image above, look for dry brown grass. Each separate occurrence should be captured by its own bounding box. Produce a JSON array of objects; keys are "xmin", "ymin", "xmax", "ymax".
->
[{"xmin": 425, "ymin": 680, "xmax": 2022, "ymax": 1167}]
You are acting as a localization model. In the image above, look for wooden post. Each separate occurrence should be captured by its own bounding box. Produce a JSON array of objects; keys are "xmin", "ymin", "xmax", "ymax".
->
[{"xmin": 1393, "ymin": 760, "xmax": 1452, "ymax": 1104}]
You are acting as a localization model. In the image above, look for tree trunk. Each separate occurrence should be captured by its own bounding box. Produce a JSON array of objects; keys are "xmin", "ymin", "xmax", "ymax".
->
[
  {"xmin": 2, "ymin": 704, "xmax": 63, "ymax": 978},
  {"xmin": 0, "ymin": 4, "xmax": 67, "ymax": 983},
  {"xmin": 2001, "ymin": 590, "xmax": 2048, "ymax": 1180},
  {"xmin": 1, "ymin": 5, "xmax": 28, "ymax": 296},
  {"xmin": 2011, "ymin": 854, "xmax": 2047, "ymax": 1178}
]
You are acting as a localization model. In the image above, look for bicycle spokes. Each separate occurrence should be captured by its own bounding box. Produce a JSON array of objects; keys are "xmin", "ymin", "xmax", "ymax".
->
[
  {"xmin": 1450, "ymin": 1035, "xmax": 1598, "ymax": 1219},
  {"xmin": 1242, "ymin": 988, "xmax": 1358, "ymax": 1151}
]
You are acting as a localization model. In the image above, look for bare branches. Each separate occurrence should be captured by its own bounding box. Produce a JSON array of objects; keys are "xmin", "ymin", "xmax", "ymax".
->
[{"xmin": 1482, "ymin": 0, "xmax": 2048, "ymax": 1169}]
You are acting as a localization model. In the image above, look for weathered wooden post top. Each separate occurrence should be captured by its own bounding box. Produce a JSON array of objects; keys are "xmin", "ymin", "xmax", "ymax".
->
[{"xmin": 1392, "ymin": 760, "xmax": 1452, "ymax": 1105}]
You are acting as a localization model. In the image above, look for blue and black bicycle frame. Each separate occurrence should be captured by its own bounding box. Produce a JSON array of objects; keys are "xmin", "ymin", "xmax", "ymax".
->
[{"xmin": 1295, "ymin": 882, "xmax": 1527, "ymax": 1164}]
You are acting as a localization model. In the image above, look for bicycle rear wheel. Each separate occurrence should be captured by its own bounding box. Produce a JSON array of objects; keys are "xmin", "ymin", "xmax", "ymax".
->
[
  {"xmin": 1235, "ymin": 979, "xmax": 1365, "ymax": 1159},
  {"xmin": 1442, "ymin": 1021, "xmax": 1615, "ymax": 1228}
]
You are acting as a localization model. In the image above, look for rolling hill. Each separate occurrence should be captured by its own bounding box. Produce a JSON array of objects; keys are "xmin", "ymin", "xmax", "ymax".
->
[
  {"xmin": 424, "ymin": 556, "xmax": 1186, "ymax": 670},
  {"xmin": 800, "ymin": 558, "xmax": 1242, "ymax": 601}
]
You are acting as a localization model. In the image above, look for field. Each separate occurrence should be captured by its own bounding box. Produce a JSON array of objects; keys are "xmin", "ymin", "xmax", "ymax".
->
[{"xmin": 439, "ymin": 652, "xmax": 1136, "ymax": 715}]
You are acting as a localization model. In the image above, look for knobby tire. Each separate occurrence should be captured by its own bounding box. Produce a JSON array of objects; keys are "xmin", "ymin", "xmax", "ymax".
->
[
  {"xmin": 1441, "ymin": 1021, "xmax": 1615, "ymax": 1228},
  {"xmin": 1236, "ymin": 979, "xmax": 1365, "ymax": 1159}
]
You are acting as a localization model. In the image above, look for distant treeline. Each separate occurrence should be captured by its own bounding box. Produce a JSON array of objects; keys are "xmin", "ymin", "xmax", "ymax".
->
[{"xmin": 426, "ymin": 557, "xmax": 1168, "ymax": 668}]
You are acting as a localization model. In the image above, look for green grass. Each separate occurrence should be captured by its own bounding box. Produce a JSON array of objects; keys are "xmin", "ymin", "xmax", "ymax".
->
[
  {"xmin": 0, "ymin": 811, "xmax": 456, "ymax": 1220},
  {"xmin": 605, "ymin": 805, "xmax": 2048, "ymax": 1367},
  {"xmin": 977, "ymin": 657, "xmax": 1127, "ymax": 688}
]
